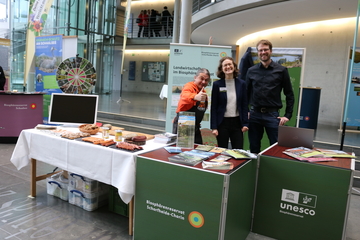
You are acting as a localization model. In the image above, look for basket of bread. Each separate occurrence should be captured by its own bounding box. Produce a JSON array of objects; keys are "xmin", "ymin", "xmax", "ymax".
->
[
  {"xmin": 79, "ymin": 124, "xmax": 99, "ymax": 135},
  {"xmin": 123, "ymin": 133, "xmax": 147, "ymax": 146}
]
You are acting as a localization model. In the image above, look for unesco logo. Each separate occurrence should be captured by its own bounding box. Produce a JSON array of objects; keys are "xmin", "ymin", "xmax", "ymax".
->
[
  {"xmin": 280, "ymin": 189, "xmax": 317, "ymax": 216},
  {"xmin": 174, "ymin": 49, "xmax": 183, "ymax": 55}
]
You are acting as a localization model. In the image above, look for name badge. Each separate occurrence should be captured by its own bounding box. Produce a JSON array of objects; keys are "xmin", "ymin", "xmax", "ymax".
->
[{"xmin": 220, "ymin": 87, "xmax": 227, "ymax": 92}]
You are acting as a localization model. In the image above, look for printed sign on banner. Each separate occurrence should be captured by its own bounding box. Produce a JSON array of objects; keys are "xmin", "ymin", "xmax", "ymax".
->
[{"xmin": 165, "ymin": 43, "xmax": 232, "ymax": 133}]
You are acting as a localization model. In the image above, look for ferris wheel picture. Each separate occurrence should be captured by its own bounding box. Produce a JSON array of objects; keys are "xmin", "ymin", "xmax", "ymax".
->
[{"xmin": 56, "ymin": 56, "xmax": 96, "ymax": 94}]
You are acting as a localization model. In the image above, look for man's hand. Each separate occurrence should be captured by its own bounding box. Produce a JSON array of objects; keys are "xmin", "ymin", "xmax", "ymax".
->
[
  {"xmin": 194, "ymin": 87, "xmax": 207, "ymax": 101},
  {"xmin": 242, "ymin": 126, "xmax": 249, "ymax": 132},
  {"xmin": 278, "ymin": 116, "xmax": 289, "ymax": 126}
]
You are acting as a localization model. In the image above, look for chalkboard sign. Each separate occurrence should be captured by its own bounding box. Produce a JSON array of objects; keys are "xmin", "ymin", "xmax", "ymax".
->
[{"xmin": 141, "ymin": 61, "xmax": 166, "ymax": 82}]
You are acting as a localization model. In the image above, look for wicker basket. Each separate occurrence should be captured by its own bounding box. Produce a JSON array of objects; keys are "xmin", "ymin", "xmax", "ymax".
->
[{"xmin": 79, "ymin": 124, "xmax": 99, "ymax": 135}]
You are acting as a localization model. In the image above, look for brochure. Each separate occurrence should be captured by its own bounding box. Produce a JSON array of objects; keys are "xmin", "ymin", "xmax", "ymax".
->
[
  {"xmin": 209, "ymin": 147, "xmax": 227, "ymax": 153},
  {"xmin": 224, "ymin": 149, "xmax": 257, "ymax": 160},
  {"xmin": 168, "ymin": 151, "xmax": 208, "ymax": 166},
  {"xmin": 164, "ymin": 146, "xmax": 182, "ymax": 153},
  {"xmin": 188, "ymin": 149, "xmax": 216, "ymax": 157},
  {"xmin": 283, "ymin": 147, "xmax": 337, "ymax": 162},
  {"xmin": 195, "ymin": 145, "xmax": 215, "ymax": 152},
  {"xmin": 210, "ymin": 155, "xmax": 232, "ymax": 162},
  {"xmin": 314, "ymin": 148, "xmax": 355, "ymax": 158},
  {"xmin": 154, "ymin": 132, "xmax": 177, "ymax": 144},
  {"xmin": 202, "ymin": 161, "xmax": 234, "ymax": 170}
]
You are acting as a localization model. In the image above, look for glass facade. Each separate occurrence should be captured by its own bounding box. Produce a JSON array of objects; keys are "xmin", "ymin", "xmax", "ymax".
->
[{"xmin": 8, "ymin": 0, "xmax": 118, "ymax": 93}]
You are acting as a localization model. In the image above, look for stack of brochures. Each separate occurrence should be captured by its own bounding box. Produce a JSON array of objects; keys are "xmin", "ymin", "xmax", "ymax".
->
[
  {"xmin": 154, "ymin": 132, "xmax": 177, "ymax": 144},
  {"xmin": 283, "ymin": 147, "xmax": 343, "ymax": 162},
  {"xmin": 202, "ymin": 161, "xmax": 234, "ymax": 170},
  {"xmin": 168, "ymin": 149, "xmax": 215, "ymax": 166}
]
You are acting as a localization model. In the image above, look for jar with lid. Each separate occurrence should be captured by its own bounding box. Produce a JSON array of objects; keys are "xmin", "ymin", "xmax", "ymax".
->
[
  {"xmin": 102, "ymin": 127, "xmax": 110, "ymax": 139},
  {"xmin": 115, "ymin": 129, "xmax": 123, "ymax": 142}
]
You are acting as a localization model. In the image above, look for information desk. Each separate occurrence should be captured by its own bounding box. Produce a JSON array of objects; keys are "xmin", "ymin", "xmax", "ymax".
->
[
  {"xmin": 10, "ymin": 128, "xmax": 168, "ymax": 235},
  {"xmin": 134, "ymin": 148, "xmax": 257, "ymax": 240},
  {"xmin": 0, "ymin": 92, "xmax": 43, "ymax": 138},
  {"xmin": 252, "ymin": 144, "xmax": 354, "ymax": 240}
]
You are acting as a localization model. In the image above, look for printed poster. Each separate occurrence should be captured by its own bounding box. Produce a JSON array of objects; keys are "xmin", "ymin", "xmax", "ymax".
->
[
  {"xmin": 35, "ymin": 34, "xmax": 63, "ymax": 93},
  {"xmin": 345, "ymin": 47, "xmax": 360, "ymax": 127},
  {"xmin": 165, "ymin": 43, "xmax": 232, "ymax": 132}
]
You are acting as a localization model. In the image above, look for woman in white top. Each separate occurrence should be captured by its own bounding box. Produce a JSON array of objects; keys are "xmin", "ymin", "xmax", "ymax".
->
[{"xmin": 210, "ymin": 57, "xmax": 249, "ymax": 149}]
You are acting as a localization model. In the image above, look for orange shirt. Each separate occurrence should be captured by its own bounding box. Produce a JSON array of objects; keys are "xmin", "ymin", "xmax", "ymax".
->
[{"xmin": 176, "ymin": 82, "xmax": 206, "ymax": 113}]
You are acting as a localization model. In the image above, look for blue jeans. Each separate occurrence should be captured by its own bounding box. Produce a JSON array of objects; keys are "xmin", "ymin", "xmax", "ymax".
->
[{"xmin": 248, "ymin": 110, "xmax": 280, "ymax": 153}]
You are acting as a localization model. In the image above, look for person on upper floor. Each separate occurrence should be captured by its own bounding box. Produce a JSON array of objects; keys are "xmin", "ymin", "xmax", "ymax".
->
[
  {"xmin": 137, "ymin": 10, "xmax": 146, "ymax": 38},
  {"xmin": 161, "ymin": 6, "xmax": 173, "ymax": 37}
]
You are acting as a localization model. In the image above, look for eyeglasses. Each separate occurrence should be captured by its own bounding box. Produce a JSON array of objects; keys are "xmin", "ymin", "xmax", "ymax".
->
[{"xmin": 258, "ymin": 48, "xmax": 270, "ymax": 53}]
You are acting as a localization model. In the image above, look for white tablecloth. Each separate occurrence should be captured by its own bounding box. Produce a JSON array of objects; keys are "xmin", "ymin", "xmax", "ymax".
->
[{"xmin": 10, "ymin": 128, "xmax": 167, "ymax": 204}]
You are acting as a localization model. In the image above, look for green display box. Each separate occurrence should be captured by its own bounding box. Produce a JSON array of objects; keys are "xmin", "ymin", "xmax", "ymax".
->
[{"xmin": 108, "ymin": 186, "xmax": 128, "ymax": 217}]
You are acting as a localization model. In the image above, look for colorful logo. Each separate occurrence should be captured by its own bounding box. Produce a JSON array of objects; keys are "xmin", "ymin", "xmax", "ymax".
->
[
  {"xmin": 30, "ymin": 103, "xmax": 37, "ymax": 109},
  {"xmin": 188, "ymin": 211, "xmax": 204, "ymax": 228},
  {"xmin": 220, "ymin": 52, "xmax": 227, "ymax": 58},
  {"xmin": 304, "ymin": 116, "xmax": 310, "ymax": 121}
]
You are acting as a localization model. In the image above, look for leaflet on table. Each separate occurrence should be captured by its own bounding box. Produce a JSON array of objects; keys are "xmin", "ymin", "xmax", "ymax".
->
[
  {"xmin": 202, "ymin": 161, "xmax": 234, "ymax": 170},
  {"xmin": 195, "ymin": 144, "xmax": 215, "ymax": 151},
  {"xmin": 283, "ymin": 147, "xmax": 337, "ymax": 162},
  {"xmin": 168, "ymin": 152, "xmax": 206, "ymax": 166},
  {"xmin": 210, "ymin": 155, "xmax": 232, "ymax": 162},
  {"xmin": 164, "ymin": 146, "xmax": 182, "ymax": 153},
  {"xmin": 195, "ymin": 145, "xmax": 227, "ymax": 153},
  {"xmin": 223, "ymin": 149, "xmax": 257, "ymax": 159},
  {"xmin": 314, "ymin": 148, "xmax": 356, "ymax": 158}
]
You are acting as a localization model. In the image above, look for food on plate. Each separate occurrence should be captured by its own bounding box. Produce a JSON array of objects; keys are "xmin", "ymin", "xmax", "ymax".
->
[
  {"xmin": 61, "ymin": 132, "xmax": 90, "ymax": 139},
  {"xmin": 125, "ymin": 135, "xmax": 147, "ymax": 146},
  {"xmin": 116, "ymin": 141, "xmax": 143, "ymax": 151},
  {"xmin": 82, "ymin": 137, "xmax": 103, "ymax": 143},
  {"xmin": 123, "ymin": 133, "xmax": 138, "ymax": 140}
]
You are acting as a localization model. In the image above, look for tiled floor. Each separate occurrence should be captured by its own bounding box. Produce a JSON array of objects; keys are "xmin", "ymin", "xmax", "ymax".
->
[{"xmin": 1, "ymin": 91, "xmax": 359, "ymax": 239}]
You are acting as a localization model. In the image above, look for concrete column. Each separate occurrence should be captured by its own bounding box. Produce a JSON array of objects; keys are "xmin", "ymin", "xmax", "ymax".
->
[
  {"xmin": 179, "ymin": 0, "xmax": 192, "ymax": 44},
  {"xmin": 172, "ymin": 0, "xmax": 181, "ymax": 43}
]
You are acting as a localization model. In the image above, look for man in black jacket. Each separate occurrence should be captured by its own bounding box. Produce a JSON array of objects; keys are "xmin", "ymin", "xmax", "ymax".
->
[{"xmin": 246, "ymin": 40, "xmax": 294, "ymax": 153}]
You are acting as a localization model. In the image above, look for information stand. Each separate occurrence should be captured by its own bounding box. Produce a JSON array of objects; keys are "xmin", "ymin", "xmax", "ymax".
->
[
  {"xmin": 134, "ymin": 148, "xmax": 257, "ymax": 240},
  {"xmin": 252, "ymin": 144, "xmax": 354, "ymax": 240},
  {"xmin": 0, "ymin": 92, "xmax": 43, "ymax": 138}
]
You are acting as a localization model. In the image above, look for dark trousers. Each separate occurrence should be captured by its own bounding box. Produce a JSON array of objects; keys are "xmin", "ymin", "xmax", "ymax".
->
[
  {"xmin": 216, "ymin": 117, "xmax": 243, "ymax": 149},
  {"xmin": 0, "ymin": 79, "xmax": 5, "ymax": 90},
  {"xmin": 138, "ymin": 26, "xmax": 144, "ymax": 37},
  {"xmin": 248, "ymin": 110, "xmax": 280, "ymax": 153}
]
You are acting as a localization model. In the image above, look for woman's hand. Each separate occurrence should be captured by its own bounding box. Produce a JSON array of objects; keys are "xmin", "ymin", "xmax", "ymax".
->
[{"xmin": 212, "ymin": 129, "xmax": 218, "ymax": 136}]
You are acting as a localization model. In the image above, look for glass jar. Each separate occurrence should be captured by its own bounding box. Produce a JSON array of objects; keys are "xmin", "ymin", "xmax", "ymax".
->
[{"xmin": 102, "ymin": 127, "xmax": 110, "ymax": 139}]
